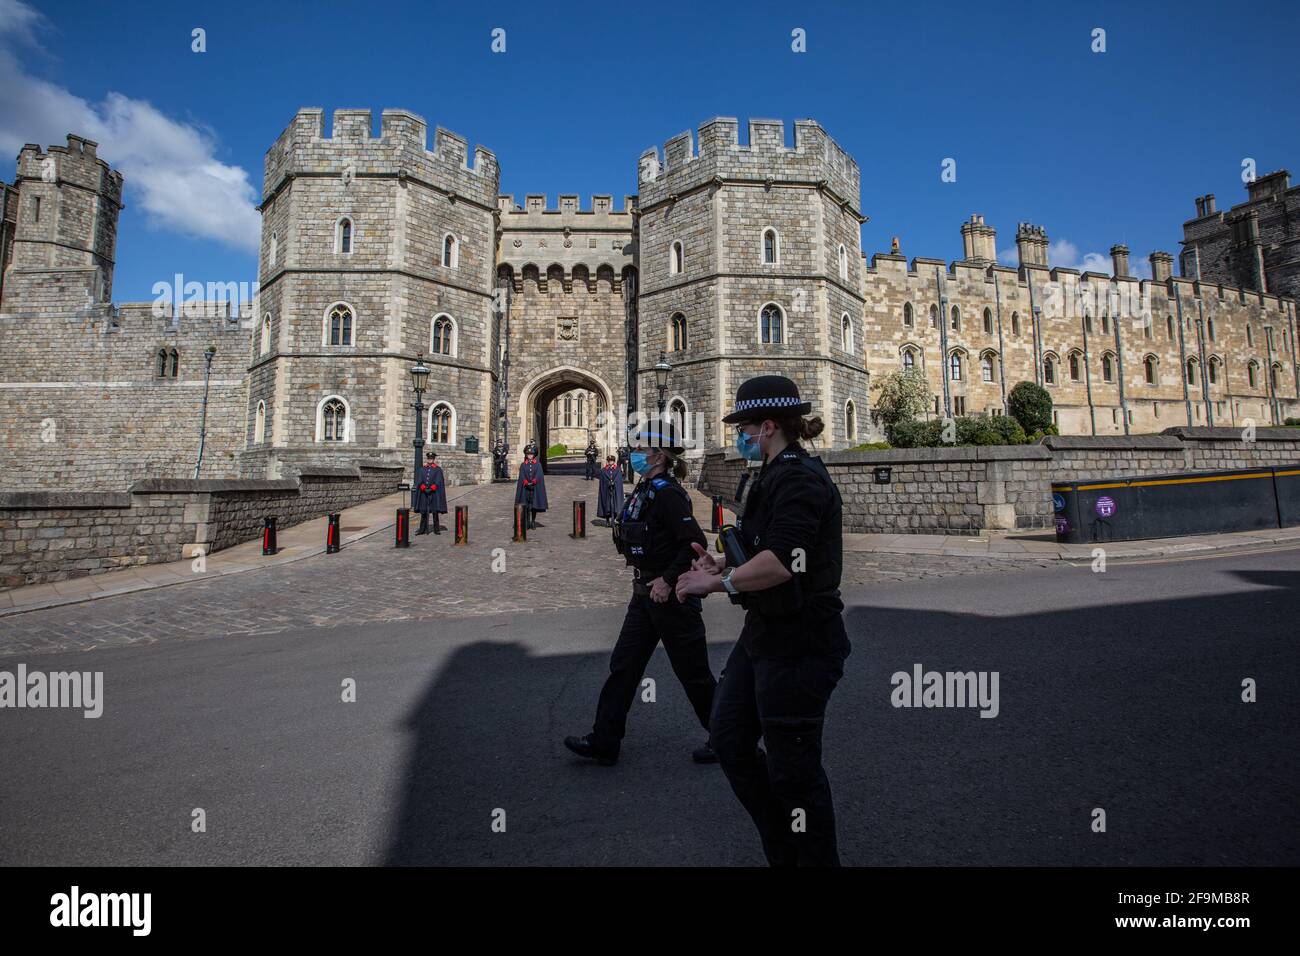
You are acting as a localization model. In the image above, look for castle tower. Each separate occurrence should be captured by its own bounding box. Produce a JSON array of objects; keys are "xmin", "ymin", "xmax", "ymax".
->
[
  {"xmin": 1, "ymin": 135, "xmax": 123, "ymax": 312},
  {"xmin": 244, "ymin": 108, "xmax": 500, "ymax": 480},
  {"xmin": 636, "ymin": 118, "xmax": 868, "ymax": 451}
]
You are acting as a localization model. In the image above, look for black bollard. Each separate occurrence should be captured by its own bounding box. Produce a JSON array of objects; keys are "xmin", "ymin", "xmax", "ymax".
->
[
  {"xmin": 455, "ymin": 505, "xmax": 469, "ymax": 545},
  {"xmin": 326, "ymin": 513, "xmax": 341, "ymax": 553},
  {"xmin": 262, "ymin": 515, "xmax": 278, "ymax": 555},
  {"xmin": 711, "ymin": 495, "xmax": 724, "ymax": 533},
  {"xmin": 395, "ymin": 508, "xmax": 410, "ymax": 548},
  {"xmin": 570, "ymin": 500, "xmax": 586, "ymax": 539},
  {"xmin": 512, "ymin": 504, "xmax": 528, "ymax": 542}
]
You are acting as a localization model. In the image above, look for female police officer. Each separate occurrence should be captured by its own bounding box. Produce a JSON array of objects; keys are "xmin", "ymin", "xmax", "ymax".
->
[
  {"xmin": 676, "ymin": 375, "xmax": 851, "ymax": 866},
  {"xmin": 564, "ymin": 424, "xmax": 718, "ymax": 766}
]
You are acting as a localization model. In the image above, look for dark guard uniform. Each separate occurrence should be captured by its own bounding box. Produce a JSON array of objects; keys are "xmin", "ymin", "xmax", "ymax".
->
[
  {"xmin": 582, "ymin": 469, "xmax": 715, "ymax": 760},
  {"xmin": 413, "ymin": 459, "xmax": 448, "ymax": 534},
  {"xmin": 711, "ymin": 442, "xmax": 849, "ymax": 866},
  {"xmin": 596, "ymin": 459, "xmax": 625, "ymax": 523},
  {"xmin": 514, "ymin": 455, "xmax": 548, "ymax": 529},
  {"xmin": 584, "ymin": 442, "xmax": 599, "ymax": 480},
  {"xmin": 492, "ymin": 440, "xmax": 509, "ymax": 480}
]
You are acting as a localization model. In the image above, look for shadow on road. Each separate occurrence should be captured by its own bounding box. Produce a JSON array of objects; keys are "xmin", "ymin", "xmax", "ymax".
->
[{"xmin": 382, "ymin": 568, "xmax": 1299, "ymax": 866}]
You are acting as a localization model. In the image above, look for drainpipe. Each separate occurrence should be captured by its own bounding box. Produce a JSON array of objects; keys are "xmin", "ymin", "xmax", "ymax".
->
[
  {"xmin": 1195, "ymin": 299, "xmax": 1213, "ymax": 427},
  {"xmin": 1028, "ymin": 278, "xmax": 1043, "ymax": 386},
  {"xmin": 1081, "ymin": 311, "xmax": 1096, "ymax": 435},
  {"xmin": 1265, "ymin": 325, "xmax": 1279, "ymax": 425},
  {"xmin": 935, "ymin": 267, "xmax": 951, "ymax": 419},
  {"xmin": 1174, "ymin": 291, "xmax": 1192, "ymax": 425},
  {"xmin": 993, "ymin": 269, "xmax": 1008, "ymax": 410},
  {"xmin": 1111, "ymin": 282, "xmax": 1129, "ymax": 435}
]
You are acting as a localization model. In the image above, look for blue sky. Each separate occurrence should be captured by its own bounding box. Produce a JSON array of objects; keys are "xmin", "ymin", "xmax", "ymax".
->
[{"xmin": 3, "ymin": 0, "xmax": 1297, "ymax": 301}]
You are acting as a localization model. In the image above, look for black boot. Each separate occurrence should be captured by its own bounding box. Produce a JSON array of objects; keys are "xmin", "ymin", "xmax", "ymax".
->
[
  {"xmin": 564, "ymin": 734, "xmax": 618, "ymax": 766},
  {"xmin": 433, "ymin": 516, "xmax": 442, "ymax": 535}
]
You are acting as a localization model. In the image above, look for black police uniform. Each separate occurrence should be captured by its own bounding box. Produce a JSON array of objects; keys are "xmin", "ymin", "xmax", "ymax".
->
[
  {"xmin": 587, "ymin": 472, "xmax": 717, "ymax": 757},
  {"xmin": 584, "ymin": 443, "xmax": 599, "ymax": 480},
  {"xmin": 710, "ymin": 442, "xmax": 851, "ymax": 866}
]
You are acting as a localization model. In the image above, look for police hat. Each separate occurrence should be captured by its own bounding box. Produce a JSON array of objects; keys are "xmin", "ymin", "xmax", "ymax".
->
[
  {"xmin": 630, "ymin": 420, "xmax": 685, "ymax": 455},
  {"xmin": 722, "ymin": 375, "xmax": 812, "ymax": 423}
]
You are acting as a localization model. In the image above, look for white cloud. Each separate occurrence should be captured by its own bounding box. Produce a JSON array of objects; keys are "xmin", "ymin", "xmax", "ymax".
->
[
  {"xmin": 998, "ymin": 239, "xmax": 1152, "ymax": 279},
  {"xmin": 0, "ymin": 0, "xmax": 259, "ymax": 253}
]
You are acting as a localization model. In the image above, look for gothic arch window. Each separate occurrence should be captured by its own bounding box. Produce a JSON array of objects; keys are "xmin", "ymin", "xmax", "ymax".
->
[
  {"xmin": 980, "ymin": 351, "xmax": 996, "ymax": 383},
  {"xmin": 578, "ymin": 394, "xmax": 586, "ymax": 427},
  {"xmin": 564, "ymin": 395, "xmax": 572, "ymax": 427},
  {"xmin": 260, "ymin": 313, "xmax": 272, "ymax": 355},
  {"xmin": 442, "ymin": 234, "xmax": 459, "ymax": 269},
  {"xmin": 1011, "ymin": 311, "xmax": 1021, "ymax": 336},
  {"xmin": 431, "ymin": 313, "xmax": 456, "ymax": 357},
  {"xmin": 901, "ymin": 347, "xmax": 917, "ymax": 372},
  {"xmin": 155, "ymin": 348, "xmax": 168, "ymax": 377},
  {"xmin": 950, "ymin": 305, "xmax": 961, "ymax": 332},
  {"xmin": 1144, "ymin": 355, "xmax": 1158, "ymax": 385},
  {"xmin": 1207, "ymin": 318, "xmax": 1216, "ymax": 341},
  {"xmin": 1186, "ymin": 357, "xmax": 1199, "ymax": 386},
  {"xmin": 318, "ymin": 396, "xmax": 351, "ymax": 443},
  {"xmin": 325, "ymin": 302, "xmax": 355, "ymax": 346},
  {"xmin": 668, "ymin": 397, "xmax": 688, "ymax": 443},
  {"xmin": 949, "ymin": 350, "xmax": 964, "ymax": 382},
  {"xmin": 761, "ymin": 228, "xmax": 779, "ymax": 265},
  {"xmin": 429, "ymin": 402, "xmax": 455, "ymax": 444},
  {"xmin": 1043, "ymin": 353, "xmax": 1058, "ymax": 385},
  {"xmin": 1101, "ymin": 314, "xmax": 1110, "ymax": 334},
  {"xmin": 269, "ymin": 232, "xmax": 278, "ymax": 268},
  {"xmin": 670, "ymin": 240, "xmax": 684, "ymax": 275},
  {"xmin": 335, "ymin": 217, "xmax": 353, "ymax": 255},
  {"xmin": 1166, "ymin": 315, "xmax": 1175, "ymax": 340},
  {"xmin": 841, "ymin": 313, "xmax": 854, "ymax": 353},
  {"xmin": 1102, "ymin": 352, "xmax": 1116, "ymax": 383},
  {"xmin": 1247, "ymin": 361, "xmax": 1259, "ymax": 388},
  {"xmin": 983, "ymin": 308, "xmax": 993, "ymax": 335},
  {"xmin": 929, "ymin": 304, "xmax": 939, "ymax": 329},
  {"xmin": 1247, "ymin": 324, "xmax": 1254, "ymax": 347},
  {"xmin": 838, "ymin": 244, "xmax": 848, "ymax": 281},
  {"xmin": 1143, "ymin": 317, "xmax": 1153, "ymax": 340},
  {"xmin": 845, "ymin": 399, "xmax": 857, "ymax": 441},
  {"xmin": 1068, "ymin": 350, "xmax": 1082, "ymax": 382},
  {"xmin": 1271, "ymin": 363, "xmax": 1282, "ymax": 389},
  {"xmin": 168, "ymin": 349, "xmax": 179, "ymax": 378},
  {"xmin": 254, "ymin": 401, "xmax": 266, "ymax": 444},
  {"xmin": 759, "ymin": 302, "xmax": 785, "ymax": 344},
  {"xmin": 903, "ymin": 302, "xmax": 914, "ymax": 328},
  {"xmin": 670, "ymin": 312, "xmax": 687, "ymax": 351},
  {"xmin": 1084, "ymin": 314, "xmax": 1094, "ymax": 335}
]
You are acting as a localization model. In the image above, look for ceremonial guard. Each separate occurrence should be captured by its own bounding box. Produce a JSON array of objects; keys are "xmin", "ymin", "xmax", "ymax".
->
[
  {"xmin": 565, "ymin": 425, "xmax": 717, "ymax": 766},
  {"xmin": 595, "ymin": 455, "xmax": 625, "ymax": 526},
  {"xmin": 514, "ymin": 450, "xmax": 548, "ymax": 530},
  {"xmin": 584, "ymin": 440, "xmax": 599, "ymax": 480},
  {"xmin": 414, "ymin": 451, "xmax": 448, "ymax": 535},
  {"xmin": 676, "ymin": 375, "xmax": 850, "ymax": 866}
]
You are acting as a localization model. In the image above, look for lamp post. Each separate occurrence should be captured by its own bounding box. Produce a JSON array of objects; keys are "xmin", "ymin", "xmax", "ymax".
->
[
  {"xmin": 654, "ymin": 351, "xmax": 672, "ymax": 420},
  {"xmin": 193, "ymin": 344, "xmax": 217, "ymax": 479},
  {"xmin": 410, "ymin": 353, "xmax": 430, "ymax": 484}
]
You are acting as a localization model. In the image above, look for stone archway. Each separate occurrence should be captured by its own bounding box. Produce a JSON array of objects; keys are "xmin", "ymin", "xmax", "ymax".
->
[{"xmin": 517, "ymin": 366, "xmax": 617, "ymax": 473}]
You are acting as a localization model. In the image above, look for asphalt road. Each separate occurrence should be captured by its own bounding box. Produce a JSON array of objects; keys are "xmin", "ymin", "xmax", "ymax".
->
[{"xmin": 1, "ymin": 545, "xmax": 1296, "ymax": 866}]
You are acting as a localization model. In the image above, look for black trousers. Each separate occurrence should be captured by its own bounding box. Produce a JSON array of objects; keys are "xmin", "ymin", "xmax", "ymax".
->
[
  {"xmin": 417, "ymin": 510, "xmax": 441, "ymax": 533},
  {"xmin": 592, "ymin": 591, "xmax": 716, "ymax": 751},
  {"xmin": 585, "ymin": 460, "xmax": 597, "ymax": 479},
  {"xmin": 710, "ymin": 625, "xmax": 849, "ymax": 867}
]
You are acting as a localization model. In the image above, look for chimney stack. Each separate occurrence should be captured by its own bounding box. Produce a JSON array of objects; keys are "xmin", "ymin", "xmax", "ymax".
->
[
  {"xmin": 960, "ymin": 214, "xmax": 997, "ymax": 263},
  {"xmin": 1195, "ymin": 197, "xmax": 1206, "ymax": 217},
  {"xmin": 1015, "ymin": 222, "xmax": 1049, "ymax": 268},
  {"xmin": 1110, "ymin": 244, "xmax": 1130, "ymax": 278},
  {"xmin": 1205, "ymin": 194, "xmax": 1216, "ymax": 215},
  {"xmin": 1149, "ymin": 251, "xmax": 1173, "ymax": 282}
]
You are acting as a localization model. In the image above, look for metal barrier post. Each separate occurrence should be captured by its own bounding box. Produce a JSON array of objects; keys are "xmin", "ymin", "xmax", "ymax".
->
[
  {"xmin": 326, "ymin": 513, "xmax": 341, "ymax": 553},
  {"xmin": 455, "ymin": 505, "xmax": 469, "ymax": 545},
  {"xmin": 262, "ymin": 516, "xmax": 278, "ymax": 555},
  {"xmin": 570, "ymin": 500, "xmax": 586, "ymax": 539},
  {"xmin": 395, "ymin": 508, "xmax": 410, "ymax": 548}
]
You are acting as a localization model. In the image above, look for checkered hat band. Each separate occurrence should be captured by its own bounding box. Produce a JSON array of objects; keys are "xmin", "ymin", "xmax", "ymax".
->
[{"xmin": 736, "ymin": 397, "xmax": 802, "ymax": 410}]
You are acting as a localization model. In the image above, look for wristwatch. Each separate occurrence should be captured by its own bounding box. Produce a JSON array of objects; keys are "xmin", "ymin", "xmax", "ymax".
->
[{"xmin": 720, "ymin": 570, "xmax": 739, "ymax": 596}]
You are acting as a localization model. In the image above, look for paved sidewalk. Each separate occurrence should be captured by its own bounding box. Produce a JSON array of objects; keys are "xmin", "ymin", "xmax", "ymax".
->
[{"xmin": 0, "ymin": 484, "xmax": 483, "ymax": 618}]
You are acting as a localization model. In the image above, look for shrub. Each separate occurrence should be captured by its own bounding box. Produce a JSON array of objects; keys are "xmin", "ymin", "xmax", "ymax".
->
[
  {"xmin": 890, "ymin": 414, "xmax": 1028, "ymax": 448},
  {"xmin": 1007, "ymin": 381, "xmax": 1053, "ymax": 434},
  {"xmin": 847, "ymin": 441, "xmax": 892, "ymax": 451},
  {"xmin": 1285, "ymin": 417, "xmax": 1300, "ymax": 427},
  {"xmin": 870, "ymin": 369, "xmax": 931, "ymax": 444},
  {"xmin": 546, "ymin": 443, "xmax": 567, "ymax": 458}
]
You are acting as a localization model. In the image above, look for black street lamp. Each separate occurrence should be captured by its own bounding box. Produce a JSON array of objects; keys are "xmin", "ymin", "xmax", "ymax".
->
[
  {"xmin": 410, "ymin": 353, "xmax": 430, "ymax": 483},
  {"xmin": 654, "ymin": 351, "xmax": 672, "ymax": 420},
  {"xmin": 194, "ymin": 344, "xmax": 217, "ymax": 479}
]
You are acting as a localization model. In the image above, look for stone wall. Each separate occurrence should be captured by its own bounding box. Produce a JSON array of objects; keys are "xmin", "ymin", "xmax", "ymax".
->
[{"xmin": 0, "ymin": 462, "xmax": 403, "ymax": 588}]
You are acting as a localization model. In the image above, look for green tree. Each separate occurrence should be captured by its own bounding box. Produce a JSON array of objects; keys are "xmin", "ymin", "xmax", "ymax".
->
[
  {"xmin": 1007, "ymin": 381, "xmax": 1053, "ymax": 435},
  {"xmin": 871, "ymin": 369, "xmax": 931, "ymax": 444}
]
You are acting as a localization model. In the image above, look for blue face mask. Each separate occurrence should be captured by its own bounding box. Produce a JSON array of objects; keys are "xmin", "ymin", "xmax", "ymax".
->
[
  {"xmin": 630, "ymin": 451, "xmax": 652, "ymax": 474},
  {"xmin": 735, "ymin": 428, "xmax": 765, "ymax": 461}
]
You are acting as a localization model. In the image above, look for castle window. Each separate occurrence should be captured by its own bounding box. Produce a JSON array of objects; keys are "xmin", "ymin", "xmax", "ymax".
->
[
  {"xmin": 949, "ymin": 351, "xmax": 963, "ymax": 382},
  {"xmin": 168, "ymin": 349, "xmax": 179, "ymax": 378},
  {"xmin": 430, "ymin": 402, "xmax": 454, "ymax": 444},
  {"xmin": 319, "ymin": 396, "xmax": 350, "ymax": 442},
  {"xmin": 929, "ymin": 304, "xmax": 938, "ymax": 329},
  {"xmin": 1143, "ymin": 318, "xmax": 1152, "ymax": 340},
  {"xmin": 1247, "ymin": 324, "xmax": 1254, "ymax": 347},
  {"xmin": 983, "ymin": 308, "xmax": 993, "ymax": 335},
  {"xmin": 902, "ymin": 348, "xmax": 916, "ymax": 372},
  {"xmin": 1144, "ymin": 355, "xmax": 1157, "ymax": 385},
  {"xmin": 1101, "ymin": 315, "xmax": 1110, "ymax": 334},
  {"xmin": 155, "ymin": 348, "xmax": 168, "ymax": 378},
  {"xmin": 838, "ymin": 244, "xmax": 848, "ymax": 281},
  {"xmin": 269, "ymin": 232, "xmax": 278, "ymax": 268},
  {"xmin": 1271, "ymin": 363, "xmax": 1281, "ymax": 389},
  {"xmin": 564, "ymin": 395, "xmax": 572, "ymax": 427},
  {"xmin": 431, "ymin": 313, "xmax": 456, "ymax": 357},
  {"xmin": 1044, "ymin": 354, "xmax": 1057, "ymax": 385},
  {"xmin": 326, "ymin": 303, "xmax": 354, "ymax": 346},
  {"xmin": 1068, "ymin": 351, "xmax": 1082, "ymax": 382},
  {"xmin": 254, "ymin": 401, "xmax": 266, "ymax": 444},
  {"xmin": 336, "ymin": 217, "xmax": 353, "ymax": 255},
  {"xmin": 761, "ymin": 228, "xmax": 779, "ymax": 265},
  {"xmin": 841, "ymin": 313, "xmax": 854, "ymax": 353},
  {"xmin": 1011, "ymin": 312, "xmax": 1020, "ymax": 336},
  {"xmin": 670, "ymin": 240, "xmax": 684, "ymax": 275},
  {"xmin": 1102, "ymin": 353, "xmax": 1115, "ymax": 383},
  {"xmin": 845, "ymin": 400, "xmax": 857, "ymax": 441},
  {"xmin": 1166, "ymin": 315, "xmax": 1174, "ymax": 340},
  {"xmin": 950, "ymin": 305, "xmax": 961, "ymax": 332},
  {"xmin": 760, "ymin": 303, "xmax": 784, "ymax": 344},
  {"xmin": 980, "ymin": 352, "xmax": 995, "ymax": 383},
  {"xmin": 1186, "ymin": 357, "xmax": 1199, "ymax": 387},
  {"xmin": 1207, "ymin": 318, "xmax": 1216, "ymax": 341},
  {"xmin": 669, "ymin": 398, "xmax": 688, "ymax": 443},
  {"xmin": 671, "ymin": 312, "xmax": 687, "ymax": 351},
  {"xmin": 260, "ymin": 314, "xmax": 272, "ymax": 355},
  {"xmin": 442, "ymin": 234, "xmax": 459, "ymax": 269},
  {"xmin": 578, "ymin": 395, "xmax": 585, "ymax": 427},
  {"xmin": 33, "ymin": 196, "xmax": 40, "ymax": 222},
  {"xmin": 903, "ymin": 302, "xmax": 914, "ymax": 328},
  {"xmin": 1084, "ymin": 314, "xmax": 1093, "ymax": 335}
]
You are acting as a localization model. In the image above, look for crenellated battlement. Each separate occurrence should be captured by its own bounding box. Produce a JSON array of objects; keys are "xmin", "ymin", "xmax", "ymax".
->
[
  {"xmin": 637, "ymin": 117, "xmax": 860, "ymax": 212},
  {"xmin": 262, "ymin": 108, "xmax": 499, "ymax": 206},
  {"xmin": 15, "ymin": 135, "xmax": 123, "ymax": 204},
  {"xmin": 497, "ymin": 193, "xmax": 636, "ymax": 223}
]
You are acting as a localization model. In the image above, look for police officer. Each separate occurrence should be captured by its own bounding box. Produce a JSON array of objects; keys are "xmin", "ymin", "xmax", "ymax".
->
[
  {"xmin": 565, "ymin": 425, "xmax": 718, "ymax": 766},
  {"xmin": 676, "ymin": 375, "xmax": 850, "ymax": 866},
  {"xmin": 492, "ymin": 438, "xmax": 509, "ymax": 480},
  {"xmin": 584, "ymin": 439, "xmax": 599, "ymax": 480}
]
